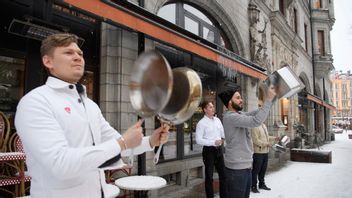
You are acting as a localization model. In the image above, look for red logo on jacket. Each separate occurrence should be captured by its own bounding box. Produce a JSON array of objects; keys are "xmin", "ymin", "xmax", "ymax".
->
[{"xmin": 64, "ymin": 107, "xmax": 71, "ymax": 114}]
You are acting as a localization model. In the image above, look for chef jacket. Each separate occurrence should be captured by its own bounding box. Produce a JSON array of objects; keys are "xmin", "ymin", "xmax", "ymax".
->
[{"xmin": 15, "ymin": 77, "xmax": 153, "ymax": 198}]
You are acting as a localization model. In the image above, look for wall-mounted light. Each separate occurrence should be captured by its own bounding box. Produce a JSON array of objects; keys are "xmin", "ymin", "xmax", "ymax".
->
[
  {"xmin": 8, "ymin": 19, "xmax": 85, "ymax": 47},
  {"xmin": 283, "ymin": 115, "xmax": 288, "ymax": 125}
]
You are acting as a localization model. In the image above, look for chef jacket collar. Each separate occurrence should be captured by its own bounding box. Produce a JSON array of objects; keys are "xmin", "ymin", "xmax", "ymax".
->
[{"xmin": 46, "ymin": 76, "xmax": 87, "ymax": 97}]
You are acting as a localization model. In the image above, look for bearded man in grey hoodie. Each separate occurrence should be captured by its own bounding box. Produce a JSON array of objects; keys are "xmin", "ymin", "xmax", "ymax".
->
[{"xmin": 218, "ymin": 86, "xmax": 276, "ymax": 198}]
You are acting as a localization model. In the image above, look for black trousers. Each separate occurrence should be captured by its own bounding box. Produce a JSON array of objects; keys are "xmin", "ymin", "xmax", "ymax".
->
[
  {"xmin": 202, "ymin": 146, "xmax": 226, "ymax": 198},
  {"xmin": 251, "ymin": 153, "xmax": 269, "ymax": 187},
  {"xmin": 225, "ymin": 167, "xmax": 252, "ymax": 198}
]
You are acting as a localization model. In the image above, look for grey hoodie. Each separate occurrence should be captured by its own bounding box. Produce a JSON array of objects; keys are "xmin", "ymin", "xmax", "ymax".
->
[{"xmin": 223, "ymin": 101, "xmax": 273, "ymax": 169}]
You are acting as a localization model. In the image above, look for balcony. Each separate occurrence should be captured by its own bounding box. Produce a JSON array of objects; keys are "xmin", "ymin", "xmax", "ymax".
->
[{"xmin": 311, "ymin": 8, "xmax": 335, "ymax": 27}]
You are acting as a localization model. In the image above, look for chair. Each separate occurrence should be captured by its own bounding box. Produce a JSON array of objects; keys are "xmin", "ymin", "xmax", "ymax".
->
[
  {"xmin": 0, "ymin": 132, "xmax": 31, "ymax": 197},
  {"xmin": 104, "ymin": 161, "xmax": 132, "ymax": 184},
  {"xmin": 0, "ymin": 111, "xmax": 9, "ymax": 178},
  {"xmin": 102, "ymin": 159, "xmax": 132, "ymax": 198},
  {"xmin": 0, "ymin": 111, "xmax": 11, "ymax": 152}
]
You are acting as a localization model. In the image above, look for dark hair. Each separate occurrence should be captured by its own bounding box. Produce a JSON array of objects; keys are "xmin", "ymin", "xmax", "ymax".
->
[
  {"xmin": 201, "ymin": 100, "xmax": 213, "ymax": 112},
  {"xmin": 40, "ymin": 33, "xmax": 78, "ymax": 57}
]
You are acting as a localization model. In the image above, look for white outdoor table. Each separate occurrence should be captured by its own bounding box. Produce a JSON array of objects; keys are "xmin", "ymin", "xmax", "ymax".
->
[
  {"xmin": 115, "ymin": 175, "xmax": 166, "ymax": 191},
  {"xmin": 115, "ymin": 175, "xmax": 166, "ymax": 197}
]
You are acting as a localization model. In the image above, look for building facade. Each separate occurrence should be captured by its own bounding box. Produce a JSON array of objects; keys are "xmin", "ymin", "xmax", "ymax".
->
[
  {"xmin": 0, "ymin": 0, "xmax": 336, "ymax": 197},
  {"xmin": 331, "ymin": 70, "xmax": 352, "ymax": 127}
]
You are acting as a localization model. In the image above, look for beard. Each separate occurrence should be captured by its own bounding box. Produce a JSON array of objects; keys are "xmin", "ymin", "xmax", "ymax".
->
[{"xmin": 231, "ymin": 101, "xmax": 243, "ymax": 111}]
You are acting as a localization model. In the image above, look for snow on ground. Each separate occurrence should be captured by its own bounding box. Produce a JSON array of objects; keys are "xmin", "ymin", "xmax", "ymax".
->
[{"xmin": 250, "ymin": 131, "xmax": 352, "ymax": 198}]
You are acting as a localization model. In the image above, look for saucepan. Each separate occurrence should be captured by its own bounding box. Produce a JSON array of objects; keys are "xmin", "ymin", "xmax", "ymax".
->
[
  {"xmin": 129, "ymin": 50, "xmax": 203, "ymax": 164},
  {"xmin": 272, "ymin": 135, "xmax": 290, "ymax": 153},
  {"xmin": 260, "ymin": 66, "xmax": 305, "ymax": 99}
]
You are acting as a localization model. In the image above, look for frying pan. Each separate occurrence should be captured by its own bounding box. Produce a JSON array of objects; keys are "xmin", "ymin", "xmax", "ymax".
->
[{"xmin": 129, "ymin": 50, "xmax": 202, "ymax": 164}]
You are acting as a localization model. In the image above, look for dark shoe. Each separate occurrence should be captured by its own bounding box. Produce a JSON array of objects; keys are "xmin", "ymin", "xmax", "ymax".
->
[
  {"xmin": 251, "ymin": 186, "xmax": 260, "ymax": 193},
  {"xmin": 259, "ymin": 184, "xmax": 271, "ymax": 191}
]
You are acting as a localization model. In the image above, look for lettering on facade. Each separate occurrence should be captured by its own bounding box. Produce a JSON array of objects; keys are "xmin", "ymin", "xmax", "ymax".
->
[{"xmin": 52, "ymin": 4, "xmax": 96, "ymax": 23}]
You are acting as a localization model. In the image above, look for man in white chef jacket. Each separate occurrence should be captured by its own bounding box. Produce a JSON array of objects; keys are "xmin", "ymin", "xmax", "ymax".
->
[{"xmin": 15, "ymin": 33, "xmax": 169, "ymax": 198}]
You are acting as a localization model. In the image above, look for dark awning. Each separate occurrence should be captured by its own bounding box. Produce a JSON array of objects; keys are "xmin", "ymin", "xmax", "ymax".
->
[{"xmin": 306, "ymin": 93, "xmax": 336, "ymax": 110}]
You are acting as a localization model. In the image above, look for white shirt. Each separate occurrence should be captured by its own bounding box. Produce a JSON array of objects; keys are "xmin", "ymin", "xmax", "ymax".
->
[
  {"xmin": 15, "ymin": 77, "xmax": 153, "ymax": 198},
  {"xmin": 195, "ymin": 115, "xmax": 225, "ymax": 146}
]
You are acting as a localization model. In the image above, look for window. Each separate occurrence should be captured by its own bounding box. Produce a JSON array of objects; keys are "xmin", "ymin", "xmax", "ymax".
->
[
  {"xmin": 157, "ymin": 3, "xmax": 231, "ymax": 50},
  {"xmin": 157, "ymin": 4, "xmax": 176, "ymax": 24},
  {"xmin": 342, "ymin": 101, "xmax": 347, "ymax": 108},
  {"xmin": 304, "ymin": 23, "xmax": 308, "ymax": 51},
  {"xmin": 279, "ymin": 0, "xmax": 285, "ymax": 15},
  {"xmin": 342, "ymin": 84, "xmax": 347, "ymax": 100},
  {"xmin": 317, "ymin": 30, "xmax": 325, "ymax": 55},
  {"xmin": 184, "ymin": 4, "xmax": 213, "ymax": 25},
  {"xmin": 183, "ymin": 107, "xmax": 203, "ymax": 156},
  {"xmin": 79, "ymin": 71, "xmax": 96, "ymax": 100},
  {"xmin": 183, "ymin": 56, "xmax": 218, "ymax": 157},
  {"xmin": 155, "ymin": 44, "xmax": 221, "ymax": 161},
  {"xmin": 203, "ymin": 26, "xmax": 215, "ymax": 42},
  {"xmin": 155, "ymin": 120, "xmax": 177, "ymax": 161},
  {"xmin": 314, "ymin": 0, "xmax": 322, "ymax": 8},
  {"xmin": 281, "ymin": 98, "xmax": 289, "ymax": 126},
  {"xmin": 293, "ymin": 8, "xmax": 298, "ymax": 33},
  {"xmin": 183, "ymin": 58, "xmax": 218, "ymax": 157},
  {"xmin": 0, "ymin": 55, "xmax": 25, "ymax": 127},
  {"xmin": 185, "ymin": 16, "xmax": 199, "ymax": 35}
]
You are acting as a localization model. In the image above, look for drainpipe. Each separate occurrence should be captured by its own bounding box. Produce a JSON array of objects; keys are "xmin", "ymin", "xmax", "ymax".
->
[
  {"xmin": 323, "ymin": 78, "xmax": 328, "ymax": 140},
  {"xmin": 309, "ymin": 0, "xmax": 316, "ymax": 97},
  {"xmin": 309, "ymin": 0, "xmax": 317, "ymax": 135}
]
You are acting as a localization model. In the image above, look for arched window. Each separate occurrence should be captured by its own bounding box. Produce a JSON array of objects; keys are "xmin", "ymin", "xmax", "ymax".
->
[{"xmin": 157, "ymin": 3, "xmax": 232, "ymax": 50}]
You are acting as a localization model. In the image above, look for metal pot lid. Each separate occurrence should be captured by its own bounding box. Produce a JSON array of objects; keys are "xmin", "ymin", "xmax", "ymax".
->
[{"xmin": 262, "ymin": 66, "xmax": 305, "ymax": 99}]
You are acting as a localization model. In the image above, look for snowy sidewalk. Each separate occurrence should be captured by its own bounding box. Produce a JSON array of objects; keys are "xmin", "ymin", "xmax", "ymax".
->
[{"xmin": 250, "ymin": 131, "xmax": 352, "ymax": 198}]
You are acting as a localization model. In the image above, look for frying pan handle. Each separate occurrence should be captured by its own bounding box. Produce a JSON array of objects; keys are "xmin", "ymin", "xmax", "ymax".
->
[
  {"xmin": 128, "ymin": 149, "xmax": 134, "ymax": 166},
  {"xmin": 153, "ymin": 143, "xmax": 164, "ymax": 164}
]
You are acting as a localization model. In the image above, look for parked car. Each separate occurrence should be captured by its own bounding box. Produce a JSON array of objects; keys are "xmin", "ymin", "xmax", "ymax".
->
[{"xmin": 332, "ymin": 125, "xmax": 343, "ymax": 134}]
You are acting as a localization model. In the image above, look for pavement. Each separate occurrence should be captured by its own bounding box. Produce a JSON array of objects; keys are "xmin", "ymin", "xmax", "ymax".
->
[
  {"xmin": 159, "ymin": 178, "xmax": 220, "ymax": 198},
  {"xmin": 159, "ymin": 131, "xmax": 352, "ymax": 198}
]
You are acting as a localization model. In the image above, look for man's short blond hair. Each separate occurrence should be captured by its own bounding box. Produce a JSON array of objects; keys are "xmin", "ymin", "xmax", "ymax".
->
[{"xmin": 40, "ymin": 33, "xmax": 78, "ymax": 57}]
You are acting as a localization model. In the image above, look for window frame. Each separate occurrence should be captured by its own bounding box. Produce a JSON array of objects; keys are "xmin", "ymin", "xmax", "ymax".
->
[
  {"xmin": 304, "ymin": 23, "xmax": 308, "ymax": 51},
  {"xmin": 158, "ymin": 2, "xmax": 229, "ymax": 50},
  {"xmin": 317, "ymin": 30, "xmax": 325, "ymax": 56},
  {"xmin": 182, "ymin": 6, "xmax": 220, "ymax": 44}
]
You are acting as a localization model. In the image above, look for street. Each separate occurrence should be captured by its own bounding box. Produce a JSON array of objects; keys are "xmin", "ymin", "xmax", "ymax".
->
[
  {"xmin": 162, "ymin": 131, "xmax": 352, "ymax": 198},
  {"xmin": 250, "ymin": 131, "xmax": 352, "ymax": 198}
]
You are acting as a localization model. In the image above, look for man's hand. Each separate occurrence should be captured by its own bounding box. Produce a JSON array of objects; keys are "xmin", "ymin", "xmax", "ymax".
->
[
  {"xmin": 215, "ymin": 139, "xmax": 222, "ymax": 146},
  {"xmin": 149, "ymin": 123, "xmax": 170, "ymax": 147},
  {"xmin": 118, "ymin": 120, "xmax": 144, "ymax": 150}
]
